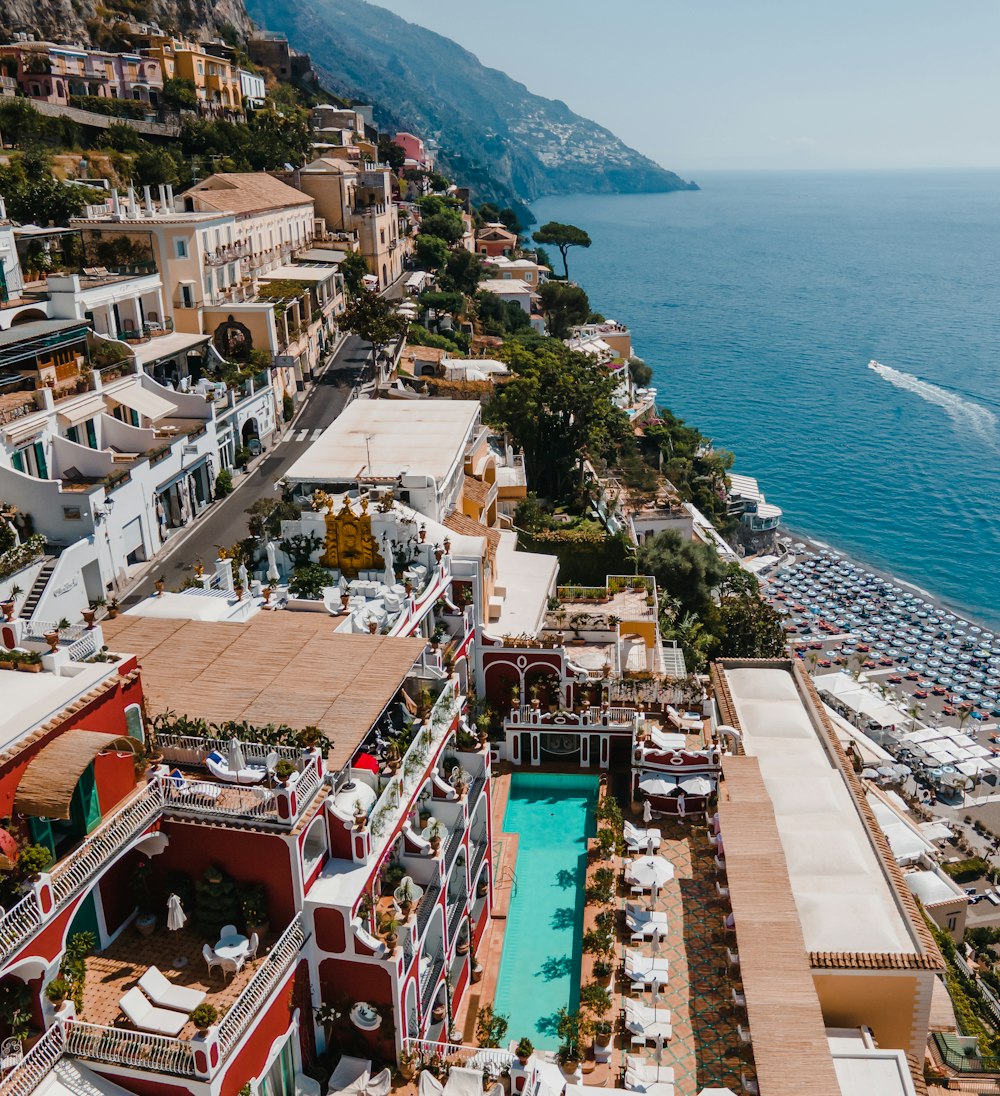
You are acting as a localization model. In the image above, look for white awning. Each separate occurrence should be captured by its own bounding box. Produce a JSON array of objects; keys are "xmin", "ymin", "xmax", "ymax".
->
[
  {"xmin": 108, "ymin": 382, "xmax": 178, "ymax": 422},
  {"xmin": 57, "ymin": 394, "xmax": 107, "ymax": 427}
]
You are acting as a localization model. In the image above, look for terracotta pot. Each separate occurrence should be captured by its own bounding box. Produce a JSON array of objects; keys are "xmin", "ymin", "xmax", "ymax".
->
[
  {"xmin": 234, "ymin": 584, "xmax": 244, "ymax": 601},
  {"xmin": 262, "ymin": 587, "xmax": 272, "ymax": 605},
  {"xmin": 82, "ymin": 608, "xmax": 96, "ymax": 629},
  {"xmin": 17, "ymin": 661, "xmax": 43, "ymax": 672},
  {"xmin": 399, "ymin": 1061, "xmax": 417, "ymax": 1082},
  {"xmin": 368, "ymin": 620, "xmax": 378, "ymax": 634},
  {"xmin": 431, "ymin": 1004, "xmax": 446, "ymax": 1023},
  {"xmin": 44, "ymin": 631, "xmax": 59, "ymax": 652},
  {"xmin": 456, "ymin": 940, "xmax": 469, "ymax": 955},
  {"xmin": 477, "ymin": 879, "xmax": 489, "ymax": 898},
  {"xmin": 154, "ymin": 579, "xmax": 165, "ymax": 597},
  {"xmin": 471, "ymin": 963, "xmax": 483, "ymax": 984},
  {"xmin": 341, "ymin": 594, "xmax": 350, "ymax": 609},
  {"xmin": 2, "ymin": 601, "xmax": 16, "ymax": 621},
  {"xmin": 430, "ymin": 835, "xmax": 441, "ymax": 853}
]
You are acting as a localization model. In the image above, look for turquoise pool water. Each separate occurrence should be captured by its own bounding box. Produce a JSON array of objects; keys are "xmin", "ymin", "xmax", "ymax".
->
[{"xmin": 493, "ymin": 772, "xmax": 598, "ymax": 1049}]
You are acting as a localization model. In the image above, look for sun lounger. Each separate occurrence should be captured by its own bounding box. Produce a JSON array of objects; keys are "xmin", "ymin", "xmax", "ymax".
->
[
  {"xmin": 624, "ymin": 1000, "xmax": 672, "ymax": 1045},
  {"xmin": 118, "ymin": 986, "xmax": 187, "ymax": 1036},
  {"xmin": 626, "ymin": 1057, "xmax": 675, "ymax": 1085},
  {"xmin": 624, "ymin": 821, "xmax": 661, "ymax": 851},
  {"xmin": 624, "ymin": 950, "xmax": 669, "ymax": 987},
  {"xmin": 138, "ymin": 966, "xmax": 205, "ymax": 1012},
  {"xmin": 419, "ymin": 1068, "xmax": 495, "ymax": 1096},
  {"xmin": 205, "ymin": 750, "xmax": 267, "ymax": 785},
  {"xmin": 329, "ymin": 1055, "xmax": 371, "ymax": 1096},
  {"xmin": 624, "ymin": 1072, "xmax": 674, "ymax": 1096}
]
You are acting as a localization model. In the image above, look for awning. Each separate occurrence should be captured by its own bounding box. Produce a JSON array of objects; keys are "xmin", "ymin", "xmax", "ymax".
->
[
  {"xmin": 15, "ymin": 730, "xmax": 138, "ymax": 820},
  {"xmin": 57, "ymin": 394, "xmax": 107, "ymax": 427},
  {"xmin": 3, "ymin": 415, "xmax": 46, "ymax": 443},
  {"xmin": 108, "ymin": 382, "xmax": 178, "ymax": 422}
]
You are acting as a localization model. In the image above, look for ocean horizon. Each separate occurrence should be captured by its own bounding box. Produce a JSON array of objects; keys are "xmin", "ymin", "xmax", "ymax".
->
[{"xmin": 533, "ymin": 169, "xmax": 1000, "ymax": 629}]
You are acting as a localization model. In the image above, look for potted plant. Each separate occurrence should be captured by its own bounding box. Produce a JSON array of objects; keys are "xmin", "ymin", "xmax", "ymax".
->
[
  {"xmin": 431, "ymin": 999, "xmax": 447, "ymax": 1024},
  {"xmin": 380, "ymin": 915, "xmax": 402, "ymax": 956},
  {"xmin": 555, "ymin": 1008, "xmax": 587, "ymax": 1073},
  {"xmin": 154, "ymin": 576, "xmax": 166, "ymax": 597},
  {"xmin": 515, "ymin": 1037, "xmax": 534, "ymax": 1065},
  {"xmin": 189, "ymin": 1003, "xmax": 218, "ymax": 1036},
  {"xmin": 399, "ymin": 1048, "xmax": 420, "ymax": 1081},
  {"xmin": 130, "ymin": 858, "xmax": 157, "ymax": 935},
  {"xmin": 395, "ymin": 877, "xmax": 416, "ymax": 917},
  {"xmin": 44, "ymin": 977, "xmax": 73, "ymax": 1008},
  {"xmin": 428, "ymin": 820, "xmax": 444, "ymax": 854},
  {"xmin": 471, "ymin": 957, "xmax": 484, "ymax": 983},
  {"xmin": 592, "ymin": 1019, "xmax": 613, "ymax": 1059},
  {"xmin": 592, "ymin": 959, "xmax": 614, "ymax": 988},
  {"xmin": 274, "ymin": 759, "xmax": 296, "ymax": 786},
  {"xmin": 2, "ymin": 584, "xmax": 22, "ymax": 621},
  {"xmin": 476, "ymin": 875, "xmax": 489, "ymax": 899},
  {"xmin": 353, "ymin": 799, "xmax": 368, "ymax": 830},
  {"xmin": 262, "ymin": 582, "xmax": 276, "ymax": 605},
  {"xmin": 15, "ymin": 650, "xmax": 42, "ymax": 672},
  {"xmin": 234, "ymin": 582, "xmax": 244, "ymax": 601},
  {"xmin": 106, "ymin": 597, "xmax": 120, "ymax": 619},
  {"xmin": 17, "ymin": 844, "xmax": 52, "ymax": 882},
  {"xmin": 240, "ymin": 883, "xmax": 270, "ymax": 937}
]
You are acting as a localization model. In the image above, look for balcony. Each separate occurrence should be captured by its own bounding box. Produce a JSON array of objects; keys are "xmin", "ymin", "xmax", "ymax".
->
[
  {"xmin": 0, "ymin": 762, "xmax": 322, "ymax": 968},
  {"xmin": 420, "ymin": 954, "xmax": 444, "ymax": 1017},
  {"xmin": 414, "ymin": 877, "xmax": 441, "ymax": 939}
]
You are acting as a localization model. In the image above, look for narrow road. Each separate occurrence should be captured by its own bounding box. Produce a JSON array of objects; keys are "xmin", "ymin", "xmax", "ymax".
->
[{"xmin": 123, "ymin": 335, "xmax": 372, "ymax": 603}]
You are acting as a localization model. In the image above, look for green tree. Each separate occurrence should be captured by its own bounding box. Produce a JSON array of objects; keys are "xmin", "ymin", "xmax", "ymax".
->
[
  {"xmin": 133, "ymin": 146, "xmax": 179, "ymax": 187},
  {"xmin": 440, "ymin": 248, "xmax": 484, "ymax": 296},
  {"xmin": 162, "ymin": 77, "xmax": 199, "ymax": 111},
  {"xmin": 628, "ymin": 357, "xmax": 653, "ymax": 387},
  {"xmin": 0, "ymin": 154, "xmax": 102, "ymax": 226},
  {"xmin": 419, "ymin": 194, "xmax": 465, "ymax": 244},
  {"xmin": 377, "ymin": 135, "xmax": 406, "ymax": 172},
  {"xmin": 715, "ymin": 566, "xmax": 787, "ymax": 658},
  {"xmin": 476, "ymin": 290, "xmax": 530, "ymax": 336},
  {"xmin": 486, "ymin": 339, "xmax": 627, "ymax": 500},
  {"xmin": 637, "ymin": 529, "xmax": 727, "ymax": 619},
  {"xmin": 538, "ymin": 281, "xmax": 591, "ymax": 339},
  {"xmin": 339, "ymin": 250, "xmax": 370, "ymax": 295},
  {"xmin": 532, "ymin": 221, "xmax": 592, "ymax": 279},
  {"xmin": 413, "ymin": 233, "xmax": 449, "ymax": 270},
  {"xmin": 419, "ymin": 290, "xmax": 464, "ymax": 315},
  {"xmin": 340, "ymin": 289, "xmax": 408, "ymax": 375}
]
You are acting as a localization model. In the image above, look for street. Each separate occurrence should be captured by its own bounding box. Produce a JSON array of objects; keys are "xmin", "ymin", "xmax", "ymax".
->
[{"xmin": 122, "ymin": 335, "xmax": 371, "ymax": 604}]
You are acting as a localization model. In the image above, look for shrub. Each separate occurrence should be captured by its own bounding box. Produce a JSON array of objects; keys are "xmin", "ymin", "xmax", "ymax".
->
[
  {"xmin": 282, "ymin": 393, "xmax": 295, "ymax": 422},
  {"xmin": 17, "ymin": 844, "xmax": 52, "ymax": 878},
  {"xmin": 215, "ymin": 469, "xmax": 233, "ymax": 497},
  {"xmin": 289, "ymin": 563, "xmax": 333, "ymax": 600},
  {"xmin": 515, "ymin": 1037, "xmax": 534, "ymax": 1060},
  {"xmin": 189, "ymin": 1003, "xmax": 219, "ymax": 1030},
  {"xmin": 44, "ymin": 976, "xmax": 73, "ymax": 1003},
  {"xmin": 943, "ymin": 857, "xmax": 991, "ymax": 883},
  {"xmin": 579, "ymin": 981, "xmax": 612, "ymax": 1016},
  {"xmin": 274, "ymin": 759, "xmax": 295, "ymax": 782},
  {"xmin": 475, "ymin": 1003, "xmax": 509, "ymax": 1048}
]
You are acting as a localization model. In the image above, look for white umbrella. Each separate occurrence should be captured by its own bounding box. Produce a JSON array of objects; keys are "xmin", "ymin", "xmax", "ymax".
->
[
  {"xmin": 628, "ymin": 857, "xmax": 674, "ymax": 888},
  {"xmin": 639, "ymin": 774, "xmax": 674, "ymax": 796},
  {"xmin": 228, "ymin": 737, "xmax": 246, "ymax": 772},
  {"xmin": 166, "ymin": 893, "xmax": 187, "ymax": 931},
  {"xmin": 651, "ymin": 977, "xmax": 660, "ymax": 1004},
  {"xmin": 677, "ymin": 775, "xmax": 712, "ymax": 796},
  {"xmin": 654, "ymin": 1031, "xmax": 664, "ymax": 1080},
  {"xmin": 266, "ymin": 541, "xmax": 280, "ymax": 583},
  {"xmin": 643, "ymin": 799, "xmax": 653, "ymax": 824}
]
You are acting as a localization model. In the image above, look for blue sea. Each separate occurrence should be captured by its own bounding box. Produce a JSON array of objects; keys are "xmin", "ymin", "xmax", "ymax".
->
[{"xmin": 533, "ymin": 171, "xmax": 1000, "ymax": 629}]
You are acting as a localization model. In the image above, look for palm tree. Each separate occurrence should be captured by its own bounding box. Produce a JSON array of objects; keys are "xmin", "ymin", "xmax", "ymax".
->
[
  {"xmin": 907, "ymin": 703, "xmax": 921, "ymax": 733},
  {"xmin": 806, "ymin": 651, "xmax": 819, "ymax": 675}
]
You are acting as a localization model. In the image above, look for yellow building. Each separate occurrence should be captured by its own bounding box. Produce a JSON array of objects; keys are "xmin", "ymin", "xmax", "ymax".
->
[{"xmin": 140, "ymin": 35, "xmax": 240, "ymax": 114}]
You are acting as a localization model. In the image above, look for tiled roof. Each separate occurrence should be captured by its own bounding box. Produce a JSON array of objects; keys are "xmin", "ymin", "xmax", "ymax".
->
[
  {"xmin": 462, "ymin": 474, "xmax": 493, "ymax": 509},
  {"xmin": 186, "ymin": 172, "xmax": 313, "ymax": 215},
  {"xmin": 444, "ymin": 510, "xmax": 500, "ymax": 558}
]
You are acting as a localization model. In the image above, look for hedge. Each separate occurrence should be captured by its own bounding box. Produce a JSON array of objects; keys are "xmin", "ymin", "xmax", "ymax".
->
[
  {"xmin": 519, "ymin": 528, "xmax": 634, "ymax": 587},
  {"xmin": 943, "ymin": 857, "xmax": 992, "ymax": 883}
]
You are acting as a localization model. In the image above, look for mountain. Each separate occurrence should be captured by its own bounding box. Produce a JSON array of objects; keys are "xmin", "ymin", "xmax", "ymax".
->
[{"xmin": 244, "ymin": 0, "xmax": 696, "ymax": 212}]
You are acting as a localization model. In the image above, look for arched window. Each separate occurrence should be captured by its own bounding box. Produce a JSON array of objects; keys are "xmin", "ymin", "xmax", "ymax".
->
[{"xmin": 124, "ymin": 703, "xmax": 145, "ymax": 745}]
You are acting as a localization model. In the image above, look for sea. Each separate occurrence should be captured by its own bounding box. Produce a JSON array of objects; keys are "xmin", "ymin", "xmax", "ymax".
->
[{"xmin": 532, "ymin": 170, "xmax": 1000, "ymax": 629}]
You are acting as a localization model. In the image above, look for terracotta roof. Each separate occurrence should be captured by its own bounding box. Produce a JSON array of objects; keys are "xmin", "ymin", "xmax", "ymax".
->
[
  {"xmin": 462, "ymin": 474, "xmax": 493, "ymax": 509},
  {"xmin": 444, "ymin": 510, "xmax": 500, "ymax": 558},
  {"xmin": 101, "ymin": 615, "xmax": 425, "ymax": 770},
  {"xmin": 186, "ymin": 173, "xmax": 313, "ymax": 216},
  {"xmin": 720, "ymin": 755, "xmax": 844, "ymax": 1096},
  {"xmin": 15, "ymin": 730, "xmax": 138, "ymax": 819}
]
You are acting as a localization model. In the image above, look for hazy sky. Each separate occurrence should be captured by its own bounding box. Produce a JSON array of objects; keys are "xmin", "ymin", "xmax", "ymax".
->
[{"xmin": 367, "ymin": 0, "xmax": 1000, "ymax": 172}]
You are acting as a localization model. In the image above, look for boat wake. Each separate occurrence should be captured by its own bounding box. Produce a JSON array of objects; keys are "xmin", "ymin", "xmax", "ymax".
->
[{"xmin": 868, "ymin": 360, "xmax": 999, "ymax": 449}]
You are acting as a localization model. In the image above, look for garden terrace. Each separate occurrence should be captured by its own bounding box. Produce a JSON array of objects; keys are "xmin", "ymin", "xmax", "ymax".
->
[{"xmin": 100, "ymin": 615, "xmax": 427, "ymax": 771}]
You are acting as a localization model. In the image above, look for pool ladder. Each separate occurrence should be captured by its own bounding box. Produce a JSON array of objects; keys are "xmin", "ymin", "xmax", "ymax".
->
[{"xmin": 497, "ymin": 864, "xmax": 518, "ymax": 897}]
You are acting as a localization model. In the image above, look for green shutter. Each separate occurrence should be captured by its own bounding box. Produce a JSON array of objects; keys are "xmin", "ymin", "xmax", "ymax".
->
[
  {"xmin": 33, "ymin": 441, "xmax": 48, "ymax": 480},
  {"xmin": 85, "ymin": 419, "xmax": 98, "ymax": 449}
]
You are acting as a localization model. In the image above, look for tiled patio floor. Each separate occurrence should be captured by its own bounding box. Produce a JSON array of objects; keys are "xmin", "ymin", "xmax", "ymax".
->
[
  {"xmin": 82, "ymin": 923, "xmax": 273, "ymax": 1039},
  {"xmin": 620, "ymin": 815, "xmax": 757, "ymax": 1095}
]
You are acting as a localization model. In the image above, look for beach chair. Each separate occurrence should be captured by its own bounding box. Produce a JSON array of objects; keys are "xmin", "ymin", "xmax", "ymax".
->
[
  {"xmin": 138, "ymin": 966, "xmax": 205, "ymax": 1012},
  {"xmin": 118, "ymin": 987, "xmax": 187, "ymax": 1036},
  {"xmin": 624, "ymin": 999, "xmax": 672, "ymax": 1046}
]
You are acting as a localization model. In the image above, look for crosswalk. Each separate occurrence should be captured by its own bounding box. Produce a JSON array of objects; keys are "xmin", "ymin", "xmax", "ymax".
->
[{"xmin": 293, "ymin": 429, "xmax": 325, "ymax": 442}]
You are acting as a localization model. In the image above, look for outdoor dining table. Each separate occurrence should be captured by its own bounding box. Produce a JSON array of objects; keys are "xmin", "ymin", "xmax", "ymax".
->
[{"xmin": 215, "ymin": 933, "xmax": 249, "ymax": 960}]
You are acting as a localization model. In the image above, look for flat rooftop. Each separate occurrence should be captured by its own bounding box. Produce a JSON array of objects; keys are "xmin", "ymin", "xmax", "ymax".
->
[
  {"xmin": 717, "ymin": 662, "xmax": 922, "ymax": 955},
  {"xmin": 101, "ymin": 615, "xmax": 425, "ymax": 770},
  {"xmin": 284, "ymin": 399, "xmax": 481, "ymax": 486}
]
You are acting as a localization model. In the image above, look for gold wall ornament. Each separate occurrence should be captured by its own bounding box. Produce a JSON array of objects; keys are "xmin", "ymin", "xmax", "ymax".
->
[
  {"xmin": 320, "ymin": 498, "xmax": 385, "ymax": 577},
  {"xmin": 311, "ymin": 489, "xmax": 334, "ymax": 513}
]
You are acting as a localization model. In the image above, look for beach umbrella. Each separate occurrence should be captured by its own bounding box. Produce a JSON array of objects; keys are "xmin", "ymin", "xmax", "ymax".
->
[
  {"xmin": 651, "ymin": 976, "xmax": 660, "ymax": 1004},
  {"xmin": 678, "ymin": 775, "xmax": 712, "ymax": 796},
  {"xmin": 639, "ymin": 774, "xmax": 674, "ymax": 796},
  {"xmin": 861, "ymin": 768, "xmax": 879, "ymax": 779},
  {"xmin": 628, "ymin": 857, "xmax": 674, "ymax": 888},
  {"xmin": 643, "ymin": 799, "xmax": 653, "ymax": 824},
  {"xmin": 228, "ymin": 737, "xmax": 246, "ymax": 774}
]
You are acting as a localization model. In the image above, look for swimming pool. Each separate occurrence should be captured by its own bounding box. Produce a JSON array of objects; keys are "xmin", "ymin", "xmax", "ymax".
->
[{"xmin": 493, "ymin": 772, "xmax": 598, "ymax": 1049}]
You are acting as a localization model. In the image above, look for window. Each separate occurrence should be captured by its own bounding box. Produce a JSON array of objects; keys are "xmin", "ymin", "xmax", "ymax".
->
[
  {"xmin": 85, "ymin": 418, "xmax": 97, "ymax": 449},
  {"xmin": 66, "ymin": 425, "xmax": 79, "ymax": 444},
  {"xmin": 174, "ymin": 237, "xmax": 188, "ymax": 259},
  {"xmin": 947, "ymin": 915, "xmax": 958, "ymax": 932},
  {"xmin": 62, "ymin": 506, "xmax": 82, "ymax": 521},
  {"xmin": 125, "ymin": 703, "xmax": 145, "ymax": 744},
  {"xmin": 181, "ymin": 285, "xmax": 193, "ymax": 308}
]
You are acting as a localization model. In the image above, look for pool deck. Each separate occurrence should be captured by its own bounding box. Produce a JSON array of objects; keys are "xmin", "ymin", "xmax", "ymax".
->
[{"xmin": 456, "ymin": 767, "xmax": 756, "ymax": 1094}]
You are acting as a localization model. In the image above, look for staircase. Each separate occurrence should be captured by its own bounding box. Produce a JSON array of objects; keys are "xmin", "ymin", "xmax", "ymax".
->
[{"xmin": 21, "ymin": 558, "xmax": 56, "ymax": 620}]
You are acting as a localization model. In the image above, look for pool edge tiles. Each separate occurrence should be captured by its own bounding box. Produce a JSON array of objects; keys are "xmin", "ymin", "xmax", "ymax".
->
[{"xmin": 493, "ymin": 772, "xmax": 599, "ymax": 1049}]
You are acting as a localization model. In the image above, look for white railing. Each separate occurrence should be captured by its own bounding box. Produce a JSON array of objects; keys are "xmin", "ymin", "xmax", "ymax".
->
[
  {"xmin": 0, "ymin": 1023, "xmax": 65, "ymax": 1096},
  {"xmin": 50, "ymin": 782, "xmax": 163, "ymax": 907},
  {"xmin": 0, "ymin": 892, "xmax": 42, "ymax": 965},
  {"xmin": 508, "ymin": 705, "xmax": 635, "ymax": 726},
  {"xmin": 404, "ymin": 1038, "xmax": 512, "ymax": 1075},
  {"xmin": 64, "ymin": 633, "xmax": 99, "ymax": 661},
  {"xmin": 155, "ymin": 733, "xmax": 302, "ymax": 767},
  {"xmin": 65, "ymin": 1022, "xmax": 195, "ymax": 1077},
  {"xmin": 366, "ymin": 684, "xmax": 459, "ymax": 850},
  {"xmin": 217, "ymin": 913, "xmax": 306, "ymax": 1056},
  {"xmin": 25, "ymin": 621, "xmax": 88, "ymax": 642}
]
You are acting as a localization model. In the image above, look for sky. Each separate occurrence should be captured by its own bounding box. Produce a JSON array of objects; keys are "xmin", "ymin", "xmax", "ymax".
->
[{"xmin": 366, "ymin": 0, "xmax": 1000, "ymax": 172}]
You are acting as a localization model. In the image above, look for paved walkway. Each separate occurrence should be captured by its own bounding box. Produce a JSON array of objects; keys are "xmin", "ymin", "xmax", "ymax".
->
[{"xmin": 122, "ymin": 336, "xmax": 368, "ymax": 603}]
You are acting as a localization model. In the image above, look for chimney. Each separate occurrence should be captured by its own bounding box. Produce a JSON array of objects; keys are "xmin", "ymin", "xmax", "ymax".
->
[{"xmin": 143, "ymin": 186, "xmax": 154, "ymax": 215}]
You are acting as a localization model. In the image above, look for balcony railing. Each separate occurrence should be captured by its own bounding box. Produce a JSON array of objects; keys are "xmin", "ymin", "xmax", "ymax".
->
[
  {"xmin": 0, "ymin": 770, "xmax": 322, "ymax": 967},
  {"xmin": 470, "ymin": 836, "xmax": 488, "ymax": 883},
  {"xmin": 446, "ymin": 895, "xmax": 466, "ymax": 944},
  {"xmin": 0, "ymin": 1012, "xmax": 64, "ymax": 1096},
  {"xmin": 404, "ymin": 1038, "xmax": 511, "ymax": 1075},
  {"xmin": 414, "ymin": 878, "xmax": 441, "ymax": 939},
  {"xmin": 217, "ymin": 913, "xmax": 306, "ymax": 1057},
  {"xmin": 506, "ymin": 705, "xmax": 635, "ymax": 727},
  {"xmin": 443, "ymin": 826, "xmax": 464, "ymax": 872},
  {"xmin": 65, "ymin": 1022, "xmax": 195, "ymax": 1077},
  {"xmin": 420, "ymin": 955, "xmax": 444, "ymax": 1017}
]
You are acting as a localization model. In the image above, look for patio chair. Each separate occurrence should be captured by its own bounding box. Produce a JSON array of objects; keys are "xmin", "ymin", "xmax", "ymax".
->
[
  {"xmin": 247, "ymin": 932, "xmax": 260, "ymax": 961},
  {"xmin": 624, "ymin": 822, "xmax": 661, "ymax": 851},
  {"xmin": 205, "ymin": 750, "xmax": 267, "ymax": 785},
  {"xmin": 219, "ymin": 924, "xmax": 238, "ymax": 940},
  {"xmin": 166, "ymin": 769, "xmax": 222, "ymax": 802},
  {"xmin": 624, "ymin": 950, "xmax": 669, "ymax": 988},
  {"xmin": 203, "ymin": 944, "xmax": 223, "ymax": 979},
  {"xmin": 138, "ymin": 966, "xmax": 205, "ymax": 1012},
  {"xmin": 329, "ymin": 1055, "xmax": 371, "ymax": 1096},
  {"xmin": 738, "ymin": 1023, "xmax": 751, "ymax": 1046},
  {"xmin": 726, "ymin": 947, "xmax": 740, "ymax": 969},
  {"xmin": 741, "ymin": 1071, "xmax": 760, "ymax": 1095},
  {"xmin": 716, "ymin": 880, "xmax": 730, "ymax": 901},
  {"xmin": 119, "ymin": 987, "xmax": 187, "ymax": 1036},
  {"xmin": 625, "ymin": 1057, "xmax": 675, "ymax": 1085},
  {"xmin": 219, "ymin": 955, "xmax": 244, "ymax": 980},
  {"xmin": 366, "ymin": 1069, "xmax": 391, "ymax": 1096},
  {"xmin": 731, "ymin": 987, "xmax": 747, "ymax": 1010},
  {"xmin": 420, "ymin": 1070, "xmax": 496, "ymax": 1096}
]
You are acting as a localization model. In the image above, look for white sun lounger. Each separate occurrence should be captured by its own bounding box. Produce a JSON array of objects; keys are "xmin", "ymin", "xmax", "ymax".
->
[
  {"xmin": 624, "ymin": 1000, "xmax": 672, "ymax": 1045},
  {"xmin": 624, "ymin": 822, "xmax": 662, "ymax": 851},
  {"xmin": 138, "ymin": 966, "xmax": 205, "ymax": 1012},
  {"xmin": 624, "ymin": 950, "xmax": 670, "ymax": 986},
  {"xmin": 118, "ymin": 986, "xmax": 188, "ymax": 1036},
  {"xmin": 625, "ymin": 1070, "xmax": 675, "ymax": 1096}
]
